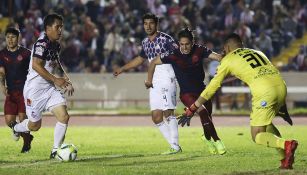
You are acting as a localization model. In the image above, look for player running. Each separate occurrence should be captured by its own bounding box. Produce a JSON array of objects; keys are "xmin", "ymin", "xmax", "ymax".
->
[
  {"xmin": 180, "ymin": 33, "xmax": 298, "ymax": 169},
  {"xmin": 10, "ymin": 13, "xmax": 74, "ymax": 158},
  {"xmin": 145, "ymin": 28, "xmax": 226, "ymax": 155},
  {"xmin": 0, "ymin": 27, "xmax": 33, "ymax": 153},
  {"xmin": 114, "ymin": 13, "xmax": 180, "ymax": 155}
]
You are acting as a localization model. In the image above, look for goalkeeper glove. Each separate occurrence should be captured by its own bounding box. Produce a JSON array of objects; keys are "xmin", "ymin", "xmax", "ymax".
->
[
  {"xmin": 177, "ymin": 114, "xmax": 191, "ymax": 127},
  {"xmin": 177, "ymin": 103, "xmax": 198, "ymax": 127}
]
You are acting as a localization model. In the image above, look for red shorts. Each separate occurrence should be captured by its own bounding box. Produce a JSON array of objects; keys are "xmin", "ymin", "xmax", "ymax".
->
[
  {"xmin": 180, "ymin": 93, "xmax": 212, "ymax": 115},
  {"xmin": 4, "ymin": 90, "xmax": 26, "ymax": 115}
]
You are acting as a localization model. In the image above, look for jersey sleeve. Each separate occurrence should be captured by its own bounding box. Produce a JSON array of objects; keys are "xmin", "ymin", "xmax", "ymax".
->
[
  {"xmin": 160, "ymin": 49, "xmax": 176, "ymax": 64},
  {"xmin": 201, "ymin": 45, "xmax": 213, "ymax": 59},
  {"xmin": 200, "ymin": 57, "xmax": 230, "ymax": 100},
  {"xmin": 165, "ymin": 37, "xmax": 178, "ymax": 52},
  {"xmin": 32, "ymin": 40, "xmax": 47, "ymax": 60},
  {"xmin": 139, "ymin": 47, "xmax": 147, "ymax": 59}
]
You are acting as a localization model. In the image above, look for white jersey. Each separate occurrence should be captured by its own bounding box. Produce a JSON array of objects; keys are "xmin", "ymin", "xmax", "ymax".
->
[
  {"xmin": 140, "ymin": 32, "xmax": 177, "ymax": 83},
  {"xmin": 24, "ymin": 33, "xmax": 66, "ymax": 120},
  {"xmin": 26, "ymin": 33, "xmax": 60, "ymax": 89},
  {"xmin": 139, "ymin": 32, "xmax": 178, "ymax": 110}
]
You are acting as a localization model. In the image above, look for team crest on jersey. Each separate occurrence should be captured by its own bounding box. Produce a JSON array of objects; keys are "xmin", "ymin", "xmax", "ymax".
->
[
  {"xmin": 261, "ymin": 101, "xmax": 267, "ymax": 107},
  {"xmin": 35, "ymin": 46, "xmax": 44, "ymax": 56},
  {"xmin": 17, "ymin": 55, "xmax": 23, "ymax": 61},
  {"xmin": 192, "ymin": 55, "xmax": 199, "ymax": 64}
]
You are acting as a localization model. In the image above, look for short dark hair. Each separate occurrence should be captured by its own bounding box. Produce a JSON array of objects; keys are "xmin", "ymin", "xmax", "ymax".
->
[
  {"xmin": 225, "ymin": 33, "xmax": 243, "ymax": 46},
  {"xmin": 142, "ymin": 13, "xmax": 159, "ymax": 24},
  {"xmin": 178, "ymin": 27, "xmax": 194, "ymax": 42},
  {"xmin": 5, "ymin": 27, "xmax": 20, "ymax": 37},
  {"xmin": 43, "ymin": 13, "xmax": 63, "ymax": 30}
]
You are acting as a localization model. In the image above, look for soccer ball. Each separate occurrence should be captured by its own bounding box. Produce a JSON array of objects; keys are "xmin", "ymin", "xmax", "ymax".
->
[{"xmin": 56, "ymin": 143, "xmax": 78, "ymax": 162}]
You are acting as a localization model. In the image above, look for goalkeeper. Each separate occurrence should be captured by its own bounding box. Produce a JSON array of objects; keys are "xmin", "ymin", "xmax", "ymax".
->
[
  {"xmin": 182, "ymin": 33, "xmax": 298, "ymax": 169},
  {"xmin": 145, "ymin": 28, "xmax": 226, "ymax": 155}
]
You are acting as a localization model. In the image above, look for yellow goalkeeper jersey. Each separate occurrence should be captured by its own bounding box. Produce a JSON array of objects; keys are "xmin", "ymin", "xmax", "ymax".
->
[{"xmin": 201, "ymin": 48, "xmax": 285, "ymax": 100}]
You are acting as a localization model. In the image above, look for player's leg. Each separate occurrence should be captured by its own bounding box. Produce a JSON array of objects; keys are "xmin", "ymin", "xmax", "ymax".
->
[
  {"xmin": 251, "ymin": 86, "xmax": 298, "ymax": 169},
  {"xmin": 162, "ymin": 82, "xmax": 180, "ymax": 154},
  {"xmin": 50, "ymin": 105, "xmax": 69, "ymax": 158},
  {"xmin": 150, "ymin": 87, "xmax": 174, "ymax": 153},
  {"xmin": 152, "ymin": 110, "xmax": 172, "ymax": 149},
  {"xmin": 4, "ymin": 95, "xmax": 21, "ymax": 141},
  {"xmin": 266, "ymin": 124, "xmax": 285, "ymax": 160},
  {"xmin": 252, "ymin": 125, "xmax": 298, "ymax": 169},
  {"xmin": 12, "ymin": 116, "xmax": 41, "ymax": 153},
  {"xmin": 15, "ymin": 91, "xmax": 33, "ymax": 153},
  {"xmin": 45, "ymin": 88, "xmax": 68, "ymax": 158},
  {"xmin": 18, "ymin": 112, "xmax": 34, "ymax": 153},
  {"xmin": 277, "ymin": 104, "xmax": 292, "ymax": 125},
  {"xmin": 199, "ymin": 101, "xmax": 226, "ymax": 155},
  {"xmin": 162, "ymin": 109, "xmax": 181, "ymax": 155},
  {"xmin": 199, "ymin": 100, "xmax": 219, "ymax": 141},
  {"xmin": 13, "ymin": 94, "xmax": 43, "ymax": 133},
  {"xmin": 5, "ymin": 115, "xmax": 20, "ymax": 141}
]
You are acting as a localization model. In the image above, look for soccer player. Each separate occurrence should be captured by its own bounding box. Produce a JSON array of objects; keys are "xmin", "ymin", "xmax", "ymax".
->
[
  {"xmin": 145, "ymin": 28, "xmax": 226, "ymax": 155},
  {"xmin": 11, "ymin": 13, "xmax": 74, "ymax": 158},
  {"xmin": 0, "ymin": 27, "xmax": 33, "ymax": 153},
  {"xmin": 113, "ymin": 13, "xmax": 180, "ymax": 154},
  {"xmin": 181, "ymin": 33, "xmax": 298, "ymax": 169}
]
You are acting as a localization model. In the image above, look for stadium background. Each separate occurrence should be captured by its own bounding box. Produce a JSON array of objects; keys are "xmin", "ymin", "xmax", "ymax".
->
[
  {"xmin": 0, "ymin": 1, "xmax": 307, "ymax": 175},
  {"xmin": 0, "ymin": 0, "xmax": 307, "ymax": 112}
]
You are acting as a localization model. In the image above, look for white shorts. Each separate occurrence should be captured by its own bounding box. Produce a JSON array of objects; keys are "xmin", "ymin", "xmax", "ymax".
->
[
  {"xmin": 24, "ymin": 86, "xmax": 66, "ymax": 122},
  {"xmin": 150, "ymin": 78, "xmax": 177, "ymax": 111}
]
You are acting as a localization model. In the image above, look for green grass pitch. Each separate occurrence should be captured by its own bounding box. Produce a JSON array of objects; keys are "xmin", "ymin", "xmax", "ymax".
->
[{"xmin": 0, "ymin": 126, "xmax": 306, "ymax": 175}]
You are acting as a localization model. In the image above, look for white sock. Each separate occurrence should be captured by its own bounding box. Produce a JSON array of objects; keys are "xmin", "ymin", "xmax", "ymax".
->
[
  {"xmin": 156, "ymin": 121, "xmax": 172, "ymax": 146},
  {"xmin": 167, "ymin": 116, "xmax": 180, "ymax": 150},
  {"xmin": 53, "ymin": 122, "xmax": 67, "ymax": 149},
  {"xmin": 14, "ymin": 119, "xmax": 30, "ymax": 132}
]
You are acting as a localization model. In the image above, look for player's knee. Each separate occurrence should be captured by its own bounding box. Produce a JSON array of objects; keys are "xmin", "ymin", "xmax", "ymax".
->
[
  {"xmin": 151, "ymin": 112, "xmax": 163, "ymax": 124},
  {"xmin": 163, "ymin": 109, "xmax": 174, "ymax": 118},
  {"xmin": 4, "ymin": 115, "xmax": 16, "ymax": 126},
  {"xmin": 58, "ymin": 114, "xmax": 70, "ymax": 124},
  {"xmin": 28, "ymin": 123, "xmax": 41, "ymax": 131}
]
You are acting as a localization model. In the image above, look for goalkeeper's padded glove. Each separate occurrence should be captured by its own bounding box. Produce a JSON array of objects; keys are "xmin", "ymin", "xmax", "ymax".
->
[
  {"xmin": 177, "ymin": 114, "xmax": 191, "ymax": 127},
  {"xmin": 177, "ymin": 103, "xmax": 198, "ymax": 127}
]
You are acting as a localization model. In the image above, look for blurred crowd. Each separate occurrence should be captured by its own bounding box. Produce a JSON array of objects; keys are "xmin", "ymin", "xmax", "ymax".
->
[
  {"xmin": 0, "ymin": 0, "xmax": 306, "ymax": 73},
  {"xmin": 282, "ymin": 44, "xmax": 307, "ymax": 71}
]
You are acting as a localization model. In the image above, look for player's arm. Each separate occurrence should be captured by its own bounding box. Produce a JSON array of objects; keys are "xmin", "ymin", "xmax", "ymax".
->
[
  {"xmin": 145, "ymin": 56, "xmax": 163, "ymax": 89},
  {"xmin": 184, "ymin": 60, "xmax": 230, "ymax": 118},
  {"xmin": 32, "ymin": 57, "xmax": 69, "ymax": 89},
  {"xmin": 56, "ymin": 58, "xmax": 74, "ymax": 96},
  {"xmin": 208, "ymin": 52, "xmax": 222, "ymax": 61},
  {"xmin": 0, "ymin": 67, "xmax": 8, "ymax": 96},
  {"xmin": 113, "ymin": 56, "xmax": 145, "ymax": 76}
]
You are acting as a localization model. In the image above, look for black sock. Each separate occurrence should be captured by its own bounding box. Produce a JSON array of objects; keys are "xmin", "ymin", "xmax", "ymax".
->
[{"xmin": 199, "ymin": 109, "xmax": 220, "ymax": 141}]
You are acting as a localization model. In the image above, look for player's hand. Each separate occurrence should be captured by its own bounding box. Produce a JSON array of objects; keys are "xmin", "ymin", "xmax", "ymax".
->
[
  {"xmin": 113, "ymin": 68, "xmax": 123, "ymax": 77},
  {"xmin": 177, "ymin": 114, "xmax": 192, "ymax": 127},
  {"xmin": 184, "ymin": 103, "xmax": 198, "ymax": 117},
  {"xmin": 54, "ymin": 77, "xmax": 70, "ymax": 89},
  {"xmin": 144, "ymin": 80, "xmax": 153, "ymax": 89},
  {"xmin": 64, "ymin": 83, "xmax": 74, "ymax": 96},
  {"xmin": 0, "ymin": 85, "xmax": 8, "ymax": 96}
]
